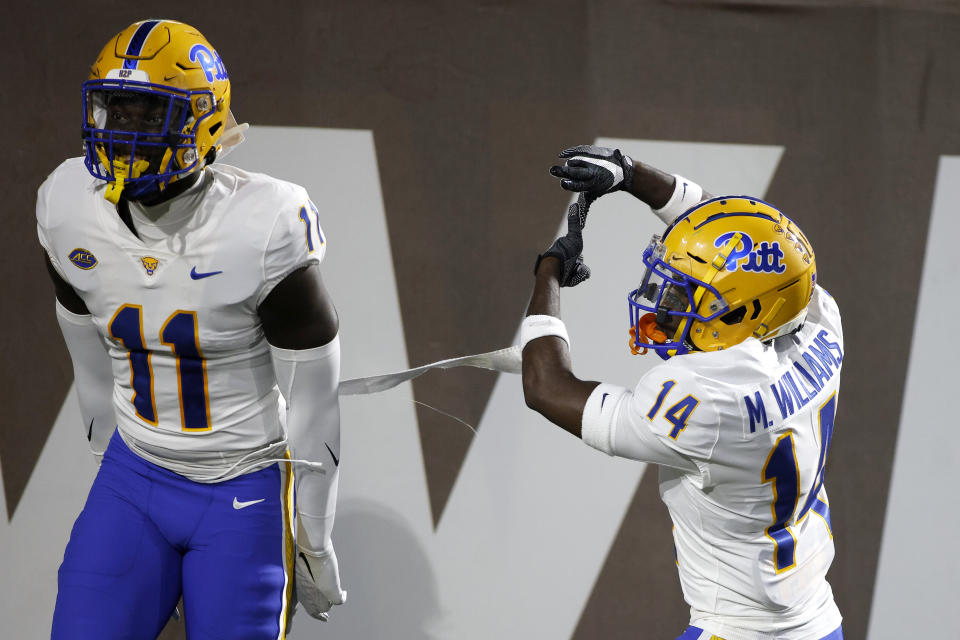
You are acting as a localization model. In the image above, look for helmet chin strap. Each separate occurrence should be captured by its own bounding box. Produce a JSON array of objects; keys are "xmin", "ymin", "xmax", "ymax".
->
[
  {"xmin": 752, "ymin": 297, "xmax": 786, "ymax": 339},
  {"xmin": 104, "ymin": 158, "xmax": 149, "ymax": 204}
]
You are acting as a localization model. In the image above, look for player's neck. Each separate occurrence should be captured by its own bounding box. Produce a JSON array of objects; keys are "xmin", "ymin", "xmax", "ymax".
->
[
  {"xmin": 117, "ymin": 170, "xmax": 207, "ymax": 238},
  {"xmin": 130, "ymin": 171, "xmax": 203, "ymax": 210},
  {"xmin": 125, "ymin": 171, "xmax": 205, "ymax": 223}
]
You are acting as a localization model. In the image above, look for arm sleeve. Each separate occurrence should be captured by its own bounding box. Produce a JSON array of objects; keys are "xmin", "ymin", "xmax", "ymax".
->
[
  {"xmin": 257, "ymin": 196, "xmax": 325, "ymax": 307},
  {"xmin": 581, "ymin": 383, "xmax": 699, "ymax": 473},
  {"xmin": 270, "ymin": 335, "xmax": 341, "ymax": 553},
  {"xmin": 55, "ymin": 300, "xmax": 116, "ymax": 457}
]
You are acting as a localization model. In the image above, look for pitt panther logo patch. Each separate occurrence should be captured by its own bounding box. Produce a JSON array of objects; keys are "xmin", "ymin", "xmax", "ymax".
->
[
  {"xmin": 715, "ymin": 231, "xmax": 785, "ymax": 274},
  {"xmin": 68, "ymin": 248, "xmax": 97, "ymax": 270},
  {"xmin": 140, "ymin": 256, "xmax": 159, "ymax": 276}
]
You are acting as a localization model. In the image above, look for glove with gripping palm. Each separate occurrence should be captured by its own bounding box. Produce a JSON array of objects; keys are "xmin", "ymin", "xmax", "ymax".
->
[
  {"xmin": 549, "ymin": 145, "xmax": 634, "ymax": 196},
  {"xmin": 536, "ymin": 192, "xmax": 595, "ymax": 287}
]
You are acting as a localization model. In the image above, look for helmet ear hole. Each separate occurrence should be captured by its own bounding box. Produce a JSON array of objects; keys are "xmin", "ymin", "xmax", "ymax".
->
[
  {"xmin": 750, "ymin": 299, "xmax": 762, "ymax": 320},
  {"xmin": 720, "ymin": 306, "xmax": 747, "ymax": 325}
]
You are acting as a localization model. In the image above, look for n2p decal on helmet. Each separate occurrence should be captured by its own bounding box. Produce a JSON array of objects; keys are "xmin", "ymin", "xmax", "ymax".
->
[
  {"xmin": 715, "ymin": 231, "xmax": 785, "ymax": 274},
  {"xmin": 189, "ymin": 44, "xmax": 228, "ymax": 83}
]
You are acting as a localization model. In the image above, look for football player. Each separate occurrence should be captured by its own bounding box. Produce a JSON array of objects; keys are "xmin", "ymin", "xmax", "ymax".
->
[
  {"xmin": 522, "ymin": 146, "xmax": 844, "ymax": 639},
  {"xmin": 38, "ymin": 20, "xmax": 345, "ymax": 638}
]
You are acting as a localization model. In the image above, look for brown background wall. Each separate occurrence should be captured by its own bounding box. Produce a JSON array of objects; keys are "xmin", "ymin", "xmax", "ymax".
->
[{"xmin": 4, "ymin": 1, "xmax": 959, "ymax": 638}]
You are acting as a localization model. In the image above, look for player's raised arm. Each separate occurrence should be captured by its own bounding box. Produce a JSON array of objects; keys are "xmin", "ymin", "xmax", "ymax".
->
[
  {"xmin": 523, "ymin": 145, "xmax": 712, "ymax": 434},
  {"xmin": 549, "ymin": 144, "xmax": 714, "ymax": 224},
  {"xmin": 521, "ymin": 194, "xmax": 601, "ymax": 435},
  {"xmin": 260, "ymin": 263, "xmax": 347, "ymax": 622},
  {"xmin": 523, "ymin": 146, "xmax": 717, "ymax": 440},
  {"xmin": 521, "ymin": 185, "xmax": 700, "ymax": 476}
]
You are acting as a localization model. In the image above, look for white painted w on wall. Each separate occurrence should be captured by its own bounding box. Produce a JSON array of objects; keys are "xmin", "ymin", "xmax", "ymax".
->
[{"xmin": 0, "ymin": 131, "xmax": 784, "ymax": 639}]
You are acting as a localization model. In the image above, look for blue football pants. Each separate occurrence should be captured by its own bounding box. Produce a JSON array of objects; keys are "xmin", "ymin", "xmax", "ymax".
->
[
  {"xmin": 52, "ymin": 431, "xmax": 295, "ymax": 639},
  {"xmin": 675, "ymin": 625, "xmax": 844, "ymax": 640}
]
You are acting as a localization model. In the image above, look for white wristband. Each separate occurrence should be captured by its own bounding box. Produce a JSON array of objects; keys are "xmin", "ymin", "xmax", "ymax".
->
[
  {"xmin": 651, "ymin": 174, "xmax": 703, "ymax": 225},
  {"xmin": 520, "ymin": 315, "xmax": 570, "ymax": 350}
]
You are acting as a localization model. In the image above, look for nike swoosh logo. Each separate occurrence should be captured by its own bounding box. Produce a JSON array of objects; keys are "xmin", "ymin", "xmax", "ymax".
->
[
  {"xmin": 325, "ymin": 443, "xmax": 340, "ymax": 467},
  {"xmin": 299, "ymin": 551, "xmax": 316, "ymax": 580},
  {"xmin": 190, "ymin": 266, "xmax": 223, "ymax": 280},
  {"xmin": 87, "ymin": 418, "xmax": 94, "ymax": 442},
  {"xmin": 681, "ymin": 182, "xmax": 688, "ymax": 198},
  {"xmin": 233, "ymin": 497, "xmax": 265, "ymax": 510},
  {"xmin": 601, "ymin": 393, "xmax": 609, "ymax": 409}
]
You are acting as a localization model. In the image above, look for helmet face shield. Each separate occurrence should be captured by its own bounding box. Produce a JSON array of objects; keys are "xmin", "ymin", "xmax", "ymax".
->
[
  {"xmin": 628, "ymin": 235, "xmax": 730, "ymax": 359},
  {"xmin": 82, "ymin": 79, "xmax": 208, "ymax": 200}
]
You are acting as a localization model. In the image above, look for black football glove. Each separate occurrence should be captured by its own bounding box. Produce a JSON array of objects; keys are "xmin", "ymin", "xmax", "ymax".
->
[
  {"xmin": 535, "ymin": 192, "xmax": 594, "ymax": 287},
  {"xmin": 549, "ymin": 145, "xmax": 634, "ymax": 196}
]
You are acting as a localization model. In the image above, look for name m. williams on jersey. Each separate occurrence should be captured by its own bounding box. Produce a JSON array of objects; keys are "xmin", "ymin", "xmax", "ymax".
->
[{"xmin": 742, "ymin": 326, "xmax": 844, "ymax": 435}]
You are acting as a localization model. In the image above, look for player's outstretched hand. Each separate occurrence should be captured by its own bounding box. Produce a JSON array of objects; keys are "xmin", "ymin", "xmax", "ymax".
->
[
  {"xmin": 295, "ymin": 544, "xmax": 347, "ymax": 622},
  {"xmin": 550, "ymin": 145, "xmax": 634, "ymax": 196},
  {"xmin": 537, "ymin": 192, "xmax": 594, "ymax": 287}
]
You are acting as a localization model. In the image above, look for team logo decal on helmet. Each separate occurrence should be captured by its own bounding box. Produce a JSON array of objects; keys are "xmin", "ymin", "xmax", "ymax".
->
[
  {"xmin": 714, "ymin": 231, "xmax": 786, "ymax": 274},
  {"xmin": 188, "ymin": 44, "xmax": 228, "ymax": 83},
  {"xmin": 628, "ymin": 197, "xmax": 816, "ymax": 360},
  {"xmin": 68, "ymin": 248, "xmax": 98, "ymax": 270},
  {"xmin": 81, "ymin": 19, "xmax": 232, "ymax": 203}
]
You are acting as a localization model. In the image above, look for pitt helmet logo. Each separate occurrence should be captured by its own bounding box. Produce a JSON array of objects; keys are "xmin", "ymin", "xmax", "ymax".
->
[
  {"xmin": 189, "ymin": 44, "xmax": 228, "ymax": 84},
  {"xmin": 68, "ymin": 248, "xmax": 97, "ymax": 270},
  {"xmin": 140, "ymin": 256, "xmax": 159, "ymax": 276},
  {"xmin": 715, "ymin": 231, "xmax": 785, "ymax": 274}
]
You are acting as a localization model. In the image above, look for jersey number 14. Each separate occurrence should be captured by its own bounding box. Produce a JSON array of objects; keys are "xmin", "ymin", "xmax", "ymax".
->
[{"xmin": 761, "ymin": 393, "xmax": 836, "ymax": 573}]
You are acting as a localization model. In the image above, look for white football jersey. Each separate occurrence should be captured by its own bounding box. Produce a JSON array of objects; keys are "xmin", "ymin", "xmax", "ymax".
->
[
  {"xmin": 37, "ymin": 158, "xmax": 326, "ymax": 480},
  {"xmin": 583, "ymin": 286, "xmax": 843, "ymax": 639}
]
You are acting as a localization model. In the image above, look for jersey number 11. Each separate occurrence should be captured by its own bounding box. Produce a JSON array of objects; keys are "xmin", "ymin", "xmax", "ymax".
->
[{"xmin": 108, "ymin": 304, "xmax": 211, "ymax": 431}]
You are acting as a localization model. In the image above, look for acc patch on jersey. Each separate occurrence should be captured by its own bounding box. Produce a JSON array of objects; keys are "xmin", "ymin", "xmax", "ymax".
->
[{"xmin": 68, "ymin": 248, "xmax": 98, "ymax": 270}]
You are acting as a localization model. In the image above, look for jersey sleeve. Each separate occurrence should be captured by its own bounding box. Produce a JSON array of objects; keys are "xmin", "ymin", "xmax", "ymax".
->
[
  {"xmin": 806, "ymin": 285, "xmax": 843, "ymax": 350},
  {"xmin": 36, "ymin": 166, "xmax": 67, "ymax": 280},
  {"xmin": 581, "ymin": 383, "xmax": 699, "ymax": 473},
  {"xmin": 257, "ymin": 194, "xmax": 326, "ymax": 306},
  {"xmin": 628, "ymin": 364, "xmax": 721, "ymax": 462}
]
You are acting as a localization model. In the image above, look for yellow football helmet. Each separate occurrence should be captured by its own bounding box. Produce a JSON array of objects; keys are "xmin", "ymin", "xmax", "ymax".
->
[
  {"xmin": 629, "ymin": 196, "xmax": 817, "ymax": 359},
  {"xmin": 82, "ymin": 19, "xmax": 231, "ymax": 203}
]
